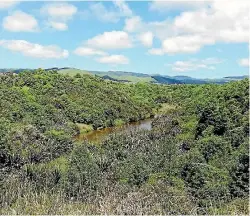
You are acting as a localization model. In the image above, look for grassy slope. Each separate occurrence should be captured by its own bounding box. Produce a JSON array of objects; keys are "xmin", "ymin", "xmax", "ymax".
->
[
  {"xmin": 58, "ymin": 68, "xmax": 155, "ymax": 83},
  {"xmin": 104, "ymin": 74, "xmax": 154, "ymax": 83},
  {"xmin": 58, "ymin": 68, "xmax": 91, "ymax": 76}
]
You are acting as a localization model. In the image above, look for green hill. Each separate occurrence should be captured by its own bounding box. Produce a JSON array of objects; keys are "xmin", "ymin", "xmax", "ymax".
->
[
  {"xmin": 58, "ymin": 68, "xmax": 91, "ymax": 76},
  {"xmin": 57, "ymin": 68, "xmax": 155, "ymax": 83},
  {"xmin": 1, "ymin": 67, "xmax": 248, "ymax": 85}
]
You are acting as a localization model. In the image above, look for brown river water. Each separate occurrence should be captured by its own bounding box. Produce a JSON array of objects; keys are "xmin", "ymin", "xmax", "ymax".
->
[{"xmin": 75, "ymin": 118, "xmax": 153, "ymax": 143}]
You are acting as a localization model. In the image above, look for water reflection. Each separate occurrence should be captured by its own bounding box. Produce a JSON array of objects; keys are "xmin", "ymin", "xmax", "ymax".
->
[{"xmin": 75, "ymin": 118, "xmax": 152, "ymax": 143}]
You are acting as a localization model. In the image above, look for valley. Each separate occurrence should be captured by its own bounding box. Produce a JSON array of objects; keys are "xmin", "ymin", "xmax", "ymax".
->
[{"xmin": 0, "ymin": 69, "xmax": 249, "ymax": 214}]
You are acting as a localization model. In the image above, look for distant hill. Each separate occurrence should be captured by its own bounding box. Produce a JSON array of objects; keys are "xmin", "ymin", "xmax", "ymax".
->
[
  {"xmin": 1, "ymin": 67, "xmax": 248, "ymax": 85},
  {"xmin": 0, "ymin": 68, "xmax": 35, "ymax": 73},
  {"xmin": 56, "ymin": 68, "xmax": 248, "ymax": 84},
  {"xmin": 173, "ymin": 76, "xmax": 208, "ymax": 84},
  {"xmin": 102, "ymin": 75, "xmax": 130, "ymax": 83},
  {"xmin": 59, "ymin": 68, "xmax": 155, "ymax": 83},
  {"xmin": 223, "ymin": 75, "xmax": 249, "ymax": 80},
  {"xmin": 58, "ymin": 68, "xmax": 91, "ymax": 76},
  {"xmin": 151, "ymin": 75, "xmax": 183, "ymax": 84}
]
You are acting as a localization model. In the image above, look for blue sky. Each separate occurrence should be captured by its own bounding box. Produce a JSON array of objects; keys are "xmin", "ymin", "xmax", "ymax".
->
[{"xmin": 0, "ymin": 0, "xmax": 249, "ymax": 78}]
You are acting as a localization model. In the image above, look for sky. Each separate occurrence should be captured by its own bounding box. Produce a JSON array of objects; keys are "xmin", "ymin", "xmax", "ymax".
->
[{"xmin": 0, "ymin": 0, "xmax": 249, "ymax": 78}]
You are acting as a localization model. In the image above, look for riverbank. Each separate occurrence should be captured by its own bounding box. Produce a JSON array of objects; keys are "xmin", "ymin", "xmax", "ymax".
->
[
  {"xmin": 74, "ymin": 103, "xmax": 178, "ymax": 143},
  {"xmin": 75, "ymin": 118, "xmax": 153, "ymax": 143}
]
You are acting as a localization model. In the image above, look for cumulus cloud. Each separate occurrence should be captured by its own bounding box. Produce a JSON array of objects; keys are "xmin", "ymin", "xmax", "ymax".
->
[
  {"xmin": 113, "ymin": 0, "xmax": 133, "ymax": 17},
  {"xmin": 96, "ymin": 54, "xmax": 129, "ymax": 65},
  {"xmin": 86, "ymin": 31, "xmax": 133, "ymax": 50},
  {"xmin": 149, "ymin": 0, "xmax": 210, "ymax": 12},
  {"xmin": 2, "ymin": 11, "xmax": 39, "ymax": 32},
  {"xmin": 74, "ymin": 47, "xmax": 107, "ymax": 56},
  {"xmin": 172, "ymin": 1, "xmax": 249, "ymax": 43},
  {"xmin": 166, "ymin": 58, "xmax": 223, "ymax": 72},
  {"xmin": 0, "ymin": 1, "xmax": 19, "ymax": 9},
  {"xmin": 80, "ymin": 0, "xmax": 132, "ymax": 23},
  {"xmin": 162, "ymin": 35, "xmax": 215, "ymax": 54},
  {"xmin": 41, "ymin": 3, "xmax": 77, "ymax": 31},
  {"xmin": 144, "ymin": 0, "xmax": 250, "ymax": 55},
  {"xmin": 0, "ymin": 40, "xmax": 68, "ymax": 59},
  {"xmin": 124, "ymin": 16, "xmax": 143, "ymax": 32},
  {"xmin": 238, "ymin": 58, "xmax": 249, "ymax": 67},
  {"xmin": 138, "ymin": 32, "xmax": 153, "ymax": 47},
  {"xmin": 41, "ymin": 3, "xmax": 77, "ymax": 20},
  {"xmin": 87, "ymin": 3, "xmax": 121, "ymax": 23},
  {"xmin": 148, "ymin": 35, "xmax": 214, "ymax": 55},
  {"xmin": 47, "ymin": 21, "xmax": 68, "ymax": 31}
]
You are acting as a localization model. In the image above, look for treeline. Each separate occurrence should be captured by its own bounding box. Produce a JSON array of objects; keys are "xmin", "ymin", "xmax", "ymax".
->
[
  {"xmin": 0, "ymin": 70, "xmax": 249, "ymax": 214},
  {"xmin": 0, "ymin": 69, "xmax": 170, "ymax": 170}
]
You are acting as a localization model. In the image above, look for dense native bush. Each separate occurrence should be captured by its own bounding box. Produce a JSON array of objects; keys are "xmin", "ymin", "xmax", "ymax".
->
[
  {"xmin": 0, "ymin": 70, "xmax": 170, "ymax": 169},
  {"xmin": 0, "ymin": 70, "xmax": 170, "ymax": 131},
  {"xmin": 0, "ymin": 70, "xmax": 249, "ymax": 214}
]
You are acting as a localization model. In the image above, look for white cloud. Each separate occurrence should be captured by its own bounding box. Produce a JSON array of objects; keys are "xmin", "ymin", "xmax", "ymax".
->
[
  {"xmin": 166, "ymin": 58, "xmax": 223, "ymax": 72},
  {"xmin": 0, "ymin": 40, "xmax": 68, "ymax": 59},
  {"xmin": 124, "ymin": 16, "xmax": 143, "ymax": 32},
  {"xmin": 74, "ymin": 47, "xmax": 107, "ymax": 56},
  {"xmin": 96, "ymin": 54, "xmax": 129, "ymax": 65},
  {"xmin": 88, "ymin": 2, "xmax": 120, "ymax": 23},
  {"xmin": 80, "ymin": 1, "xmax": 132, "ymax": 23},
  {"xmin": 41, "ymin": 3, "xmax": 77, "ymax": 31},
  {"xmin": 238, "ymin": 58, "xmax": 249, "ymax": 67},
  {"xmin": 0, "ymin": 1, "xmax": 18, "ymax": 9},
  {"xmin": 41, "ymin": 3, "xmax": 77, "ymax": 20},
  {"xmin": 172, "ymin": 2, "xmax": 249, "ymax": 43},
  {"xmin": 201, "ymin": 57, "xmax": 224, "ymax": 65},
  {"xmin": 86, "ymin": 31, "xmax": 133, "ymax": 50},
  {"xmin": 2, "ymin": 11, "xmax": 39, "ymax": 32},
  {"xmin": 113, "ymin": 0, "xmax": 133, "ymax": 17},
  {"xmin": 146, "ymin": 0, "xmax": 250, "ymax": 54},
  {"xmin": 138, "ymin": 31, "xmax": 153, "ymax": 47},
  {"xmin": 162, "ymin": 35, "xmax": 215, "ymax": 54},
  {"xmin": 47, "ymin": 21, "xmax": 68, "ymax": 31},
  {"xmin": 149, "ymin": 0, "xmax": 209, "ymax": 12}
]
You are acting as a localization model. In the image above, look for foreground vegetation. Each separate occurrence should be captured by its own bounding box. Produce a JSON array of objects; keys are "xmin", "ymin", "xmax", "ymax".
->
[{"xmin": 0, "ymin": 70, "xmax": 249, "ymax": 214}]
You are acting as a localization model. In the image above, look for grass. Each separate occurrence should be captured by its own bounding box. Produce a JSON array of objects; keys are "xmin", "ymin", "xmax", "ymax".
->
[
  {"xmin": 107, "ymin": 75, "xmax": 154, "ymax": 83},
  {"xmin": 76, "ymin": 123, "xmax": 94, "ymax": 134},
  {"xmin": 58, "ymin": 69, "xmax": 155, "ymax": 83},
  {"xmin": 157, "ymin": 103, "xmax": 178, "ymax": 114},
  {"xmin": 0, "ymin": 192, "xmax": 92, "ymax": 215},
  {"xmin": 207, "ymin": 198, "xmax": 249, "ymax": 215},
  {"xmin": 58, "ymin": 69, "xmax": 91, "ymax": 76},
  {"xmin": 2, "ymin": 180, "xmax": 247, "ymax": 215},
  {"xmin": 114, "ymin": 119, "xmax": 125, "ymax": 126}
]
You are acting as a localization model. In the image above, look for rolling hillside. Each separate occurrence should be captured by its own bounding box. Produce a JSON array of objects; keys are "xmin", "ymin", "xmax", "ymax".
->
[
  {"xmin": 0, "ymin": 67, "xmax": 248, "ymax": 84},
  {"xmin": 56, "ymin": 68, "xmax": 249, "ymax": 84}
]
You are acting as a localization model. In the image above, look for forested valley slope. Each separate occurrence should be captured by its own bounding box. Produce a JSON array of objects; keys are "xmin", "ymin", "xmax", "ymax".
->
[{"xmin": 0, "ymin": 70, "xmax": 249, "ymax": 214}]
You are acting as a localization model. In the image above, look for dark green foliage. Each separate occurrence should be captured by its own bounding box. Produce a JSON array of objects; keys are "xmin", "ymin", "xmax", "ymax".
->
[
  {"xmin": 230, "ymin": 153, "xmax": 249, "ymax": 197},
  {"xmin": 197, "ymin": 136, "xmax": 231, "ymax": 162},
  {"xmin": 65, "ymin": 144, "xmax": 102, "ymax": 199},
  {"xmin": 0, "ymin": 70, "xmax": 169, "ymax": 169},
  {"xmin": 0, "ymin": 70, "xmax": 249, "ymax": 214}
]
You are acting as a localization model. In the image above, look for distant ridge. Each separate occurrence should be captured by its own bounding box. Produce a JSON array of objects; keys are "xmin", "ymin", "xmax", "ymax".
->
[
  {"xmin": 151, "ymin": 75, "xmax": 183, "ymax": 84},
  {"xmin": 223, "ymin": 75, "xmax": 249, "ymax": 79},
  {"xmin": 102, "ymin": 75, "xmax": 130, "ymax": 83},
  {"xmin": 0, "ymin": 67, "xmax": 248, "ymax": 85}
]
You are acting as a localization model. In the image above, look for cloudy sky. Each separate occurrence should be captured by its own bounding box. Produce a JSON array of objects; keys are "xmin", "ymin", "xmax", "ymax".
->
[{"xmin": 0, "ymin": 0, "xmax": 249, "ymax": 78}]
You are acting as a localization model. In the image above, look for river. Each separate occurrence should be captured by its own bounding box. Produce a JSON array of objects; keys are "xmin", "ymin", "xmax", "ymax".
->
[{"xmin": 75, "ymin": 118, "xmax": 153, "ymax": 143}]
